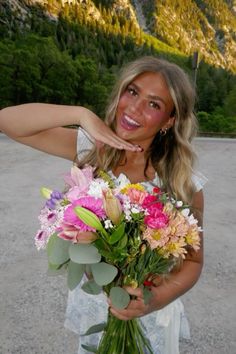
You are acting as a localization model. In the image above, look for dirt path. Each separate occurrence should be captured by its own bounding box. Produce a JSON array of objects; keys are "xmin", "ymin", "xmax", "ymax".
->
[{"xmin": 0, "ymin": 136, "xmax": 235, "ymax": 354}]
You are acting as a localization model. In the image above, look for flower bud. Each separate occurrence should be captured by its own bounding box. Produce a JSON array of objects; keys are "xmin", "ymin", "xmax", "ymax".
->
[
  {"xmin": 103, "ymin": 189, "xmax": 122, "ymax": 225},
  {"xmin": 140, "ymin": 243, "xmax": 147, "ymax": 254},
  {"xmin": 74, "ymin": 206, "xmax": 104, "ymax": 231},
  {"xmin": 40, "ymin": 187, "xmax": 53, "ymax": 199}
]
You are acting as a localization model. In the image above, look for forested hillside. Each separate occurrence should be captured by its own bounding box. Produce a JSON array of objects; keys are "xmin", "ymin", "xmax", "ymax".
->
[
  {"xmin": 0, "ymin": 0, "xmax": 235, "ymax": 134},
  {"xmin": 140, "ymin": 0, "xmax": 236, "ymax": 72}
]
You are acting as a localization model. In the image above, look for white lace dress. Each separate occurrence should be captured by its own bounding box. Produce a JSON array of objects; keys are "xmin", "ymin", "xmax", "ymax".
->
[{"xmin": 64, "ymin": 128, "xmax": 207, "ymax": 354}]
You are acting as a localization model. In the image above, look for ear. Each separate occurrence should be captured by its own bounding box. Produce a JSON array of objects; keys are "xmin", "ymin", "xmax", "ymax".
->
[{"xmin": 162, "ymin": 116, "xmax": 175, "ymax": 130}]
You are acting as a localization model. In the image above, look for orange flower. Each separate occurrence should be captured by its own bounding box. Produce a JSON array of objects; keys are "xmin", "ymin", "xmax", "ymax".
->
[{"xmin": 103, "ymin": 189, "xmax": 122, "ymax": 225}]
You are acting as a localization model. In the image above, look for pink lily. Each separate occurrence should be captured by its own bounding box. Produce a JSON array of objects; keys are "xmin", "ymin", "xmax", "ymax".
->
[
  {"xmin": 63, "ymin": 165, "xmax": 93, "ymax": 188},
  {"xmin": 64, "ymin": 165, "xmax": 94, "ymax": 202},
  {"xmin": 57, "ymin": 223, "xmax": 97, "ymax": 243}
]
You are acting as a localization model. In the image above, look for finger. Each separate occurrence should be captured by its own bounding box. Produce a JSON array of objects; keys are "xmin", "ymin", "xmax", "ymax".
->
[
  {"xmin": 106, "ymin": 138, "xmax": 142, "ymax": 152},
  {"xmin": 124, "ymin": 286, "xmax": 143, "ymax": 299},
  {"xmin": 109, "ymin": 307, "xmax": 136, "ymax": 321},
  {"xmin": 110, "ymin": 308, "xmax": 129, "ymax": 321},
  {"xmin": 98, "ymin": 132, "xmax": 143, "ymax": 152}
]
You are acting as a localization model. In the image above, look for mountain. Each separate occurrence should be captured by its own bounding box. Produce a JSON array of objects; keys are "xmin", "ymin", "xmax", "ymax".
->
[{"xmin": 0, "ymin": 0, "xmax": 235, "ymax": 72}]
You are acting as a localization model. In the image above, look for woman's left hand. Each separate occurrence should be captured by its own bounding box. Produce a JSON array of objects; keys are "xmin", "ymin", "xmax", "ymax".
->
[{"xmin": 108, "ymin": 286, "xmax": 151, "ymax": 321}]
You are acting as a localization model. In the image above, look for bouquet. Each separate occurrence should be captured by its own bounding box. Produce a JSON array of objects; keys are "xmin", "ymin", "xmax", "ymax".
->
[{"xmin": 35, "ymin": 165, "xmax": 201, "ymax": 354}]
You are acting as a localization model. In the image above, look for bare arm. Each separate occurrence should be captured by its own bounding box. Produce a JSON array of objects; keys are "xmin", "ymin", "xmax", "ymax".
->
[
  {"xmin": 0, "ymin": 103, "xmax": 142, "ymax": 160},
  {"xmin": 110, "ymin": 189, "xmax": 204, "ymax": 320}
]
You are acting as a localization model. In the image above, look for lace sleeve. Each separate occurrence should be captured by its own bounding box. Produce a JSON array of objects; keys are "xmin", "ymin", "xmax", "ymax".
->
[{"xmin": 76, "ymin": 127, "xmax": 94, "ymax": 159}]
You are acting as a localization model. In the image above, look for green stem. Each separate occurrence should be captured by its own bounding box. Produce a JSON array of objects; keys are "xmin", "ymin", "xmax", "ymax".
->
[{"xmin": 96, "ymin": 315, "xmax": 154, "ymax": 354}]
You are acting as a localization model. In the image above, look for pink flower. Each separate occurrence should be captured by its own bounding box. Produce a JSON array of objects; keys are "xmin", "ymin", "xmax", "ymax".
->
[
  {"xmin": 142, "ymin": 195, "xmax": 163, "ymax": 210},
  {"xmin": 64, "ymin": 165, "xmax": 93, "ymax": 187},
  {"xmin": 64, "ymin": 166, "xmax": 94, "ymax": 202},
  {"xmin": 57, "ymin": 223, "xmax": 97, "ymax": 243},
  {"xmin": 142, "ymin": 195, "xmax": 168, "ymax": 229},
  {"xmin": 126, "ymin": 188, "xmax": 148, "ymax": 205},
  {"xmin": 35, "ymin": 230, "xmax": 50, "ymax": 250},
  {"xmin": 168, "ymin": 212, "xmax": 189, "ymax": 237},
  {"xmin": 144, "ymin": 210, "xmax": 169, "ymax": 229},
  {"xmin": 63, "ymin": 196, "xmax": 105, "ymax": 231},
  {"xmin": 142, "ymin": 227, "xmax": 170, "ymax": 250},
  {"xmin": 66, "ymin": 186, "xmax": 87, "ymax": 202}
]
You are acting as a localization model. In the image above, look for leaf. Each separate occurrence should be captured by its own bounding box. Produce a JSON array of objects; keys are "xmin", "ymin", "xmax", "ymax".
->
[
  {"xmin": 69, "ymin": 243, "xmax": 101, "ymax": 264},
  {"xmin": 81, "ymin": 279, "xmax": 102, "ymax": 295},
  {"xmin": 47, "ymin": 233, "xmax": 70, "ymax": 265},
  {"xmin": 110, "ymin": 286, "xmax": 130, "ymax": 309},
  {"xmin": 91, "ymin": 262, "xmax": 118, "ymax": 286},
  {"xmin": 81, "ymin": 344, "xmax": 97, "ymax": 353},
  {"xmin": 81, "ymin": 322, "xmax": 106, "ymax": 336},
  {"xmin": 143, "ymin": 287, "xmax": 153, "ymax": 305},
  {"xmin": 117, "ymin": 233, "xmax": 128, "ymax": 249},
  {"xmin": 67, "ymin": 261, "xmax": 85, "ymax": 290},
  {"xmin": 109, "ymin": 223, "xmax": 125, "ymax": 245},
  {"xmin": 47, "ymin": 262, "xmax": 68, "ymax": 276}
]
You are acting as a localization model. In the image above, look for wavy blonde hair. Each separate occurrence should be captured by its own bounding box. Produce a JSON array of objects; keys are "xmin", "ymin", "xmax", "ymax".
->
[{"xmin": 78, "ymin": 56, "xmax": 198, "ymax": 204}]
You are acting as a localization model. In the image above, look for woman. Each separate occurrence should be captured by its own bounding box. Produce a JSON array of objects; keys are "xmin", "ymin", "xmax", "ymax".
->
[{"xmin": 0, "ymin": 56, "xmax": 205, "ymax": 353}]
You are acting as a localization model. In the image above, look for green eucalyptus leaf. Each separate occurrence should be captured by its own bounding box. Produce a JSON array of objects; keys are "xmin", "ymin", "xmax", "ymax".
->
[
  {"xmin": 47, "ymin": 262, "xmax": 68, "ymax": 276},
  {"xmin": 48, "ymin": 262, "xmax": 61, "ymax": 270},
  {"xmin": 47, "ymin": 233, "xmax": 70, "ymax": 265},
  {"xmin": 69, "ymin": 243, "xmax": 101, "ymax": 264},
  {"xmin": 81, "ymin": 322, "xmax": 106, "ymax": 336},
  {"xmin": 67, "ymin": 261, "xmax": 85, "ymax": 290},
  {"xmin": 110, "ymin": 286, "xmax": 130, "ymax": 309},
  {"xmin": 109, "ymin": 223, "xmax": 125, "ymax": 245},
  {"xmin": 81, "ymin": 279, "xmax": 102, "ymax": 295},
  {"xmin": 91, "ymin": 262, "xmax": 118, "ymax": 286},
  {"xmin": 81, "ymin": 344, "xmax": 97, "ymax": 353}
]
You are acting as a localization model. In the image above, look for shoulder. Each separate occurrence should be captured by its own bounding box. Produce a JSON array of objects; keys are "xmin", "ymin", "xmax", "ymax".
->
[{"xmin": 192, "ymin": 172, "xmax": 208, "ymax": 192}]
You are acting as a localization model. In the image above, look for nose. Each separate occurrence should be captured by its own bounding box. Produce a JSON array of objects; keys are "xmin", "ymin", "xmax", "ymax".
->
[{"xmin": 130, "ymin": 96, "xmax": 145, "ymax": 114}]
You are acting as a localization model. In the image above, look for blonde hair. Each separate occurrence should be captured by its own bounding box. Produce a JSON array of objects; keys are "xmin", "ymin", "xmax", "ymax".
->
[{"xmin": 78, "ymin": 56, "xmax": 198, "ymax": 204}]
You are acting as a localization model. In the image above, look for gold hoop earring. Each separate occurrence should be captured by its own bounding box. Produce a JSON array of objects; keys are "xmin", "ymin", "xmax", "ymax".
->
[{"xmin": 160, "ymin": 128, "xmax": 167, "ymax": 136}]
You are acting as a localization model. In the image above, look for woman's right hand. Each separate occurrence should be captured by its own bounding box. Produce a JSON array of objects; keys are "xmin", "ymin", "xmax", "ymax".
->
[
  {"xmin": 79, "ymin": 108, "xmax": 142, "ymax": 153},
  {"xmin": 0, "ymin": 104, "xmax": 141, "ymax": 161}
]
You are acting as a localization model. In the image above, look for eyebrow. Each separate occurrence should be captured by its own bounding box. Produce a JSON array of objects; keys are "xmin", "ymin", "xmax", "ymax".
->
[{"xmin": 129, "ymin": 82, "xmax": 167, "ymax": 106}]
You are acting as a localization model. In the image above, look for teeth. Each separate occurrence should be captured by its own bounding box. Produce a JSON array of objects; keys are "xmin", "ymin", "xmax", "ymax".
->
[{"xmin": 124, "ymin": 115, "xmax": 140, "ymax": 127}]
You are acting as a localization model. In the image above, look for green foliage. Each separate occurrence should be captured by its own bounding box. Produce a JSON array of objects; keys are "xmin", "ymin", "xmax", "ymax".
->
[
  {"xmin": 223, "ymin": 86, "xmax": 236, "ymax": 118},
  {"xmin": 197, "ymin": 111, "xmax": 236, "ymax": 133},
  {"xmin": 0, "ymin": 0, "xmax": 235, "ymax": 133}
]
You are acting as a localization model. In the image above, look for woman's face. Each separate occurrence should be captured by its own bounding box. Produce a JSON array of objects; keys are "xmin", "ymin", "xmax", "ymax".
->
[{"xmin": 115, "ymin": 71, "xmax": 175, "ymax": 148}]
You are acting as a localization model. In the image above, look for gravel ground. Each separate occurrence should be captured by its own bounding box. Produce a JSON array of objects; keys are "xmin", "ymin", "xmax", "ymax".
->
[{"xmin": 0, "ymin": 135, "xmax": 236, "ymax": 354}]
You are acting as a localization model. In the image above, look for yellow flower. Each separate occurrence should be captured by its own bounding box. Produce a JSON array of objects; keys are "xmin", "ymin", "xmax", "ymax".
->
[
  {"xmin": 185, "ymin": 226, "xmax": 201, "ymax": 251},
  {"xmin": 163, "ymin": 238, "xmax": 187, "ymax": 259},
  {"xmin": 121, "ymin": 183, "xmax": 145, "ymax": 194}
]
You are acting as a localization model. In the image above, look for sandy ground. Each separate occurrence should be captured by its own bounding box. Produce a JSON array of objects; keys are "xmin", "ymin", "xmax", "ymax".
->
[{"xmin": 0, "ymin": 135, "xmax": 236, "ymax": 354}]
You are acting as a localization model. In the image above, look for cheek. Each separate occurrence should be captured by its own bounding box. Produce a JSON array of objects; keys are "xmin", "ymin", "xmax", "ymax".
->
[
  {"xmin": 117, "ymin": 94, "xmax": 129, "ymax": 110},
  {"xmin": 145, "ymin": 110, "xmax": 169, "ymax": 126}
]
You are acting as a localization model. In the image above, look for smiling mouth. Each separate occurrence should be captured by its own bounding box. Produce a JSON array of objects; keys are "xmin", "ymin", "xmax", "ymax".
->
[{"xmin": 120, "ymin": 114, "xmax": 141, "ymax": 130}]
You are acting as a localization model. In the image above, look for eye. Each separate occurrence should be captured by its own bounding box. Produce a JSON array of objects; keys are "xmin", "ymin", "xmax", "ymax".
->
[
  {"xmin": 127, "ymin": 86, "xmax": 138, "ymax": 96},
  {"xmin": 149, "ymin": 101, "xmax": 161, "ymax": 110}
]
